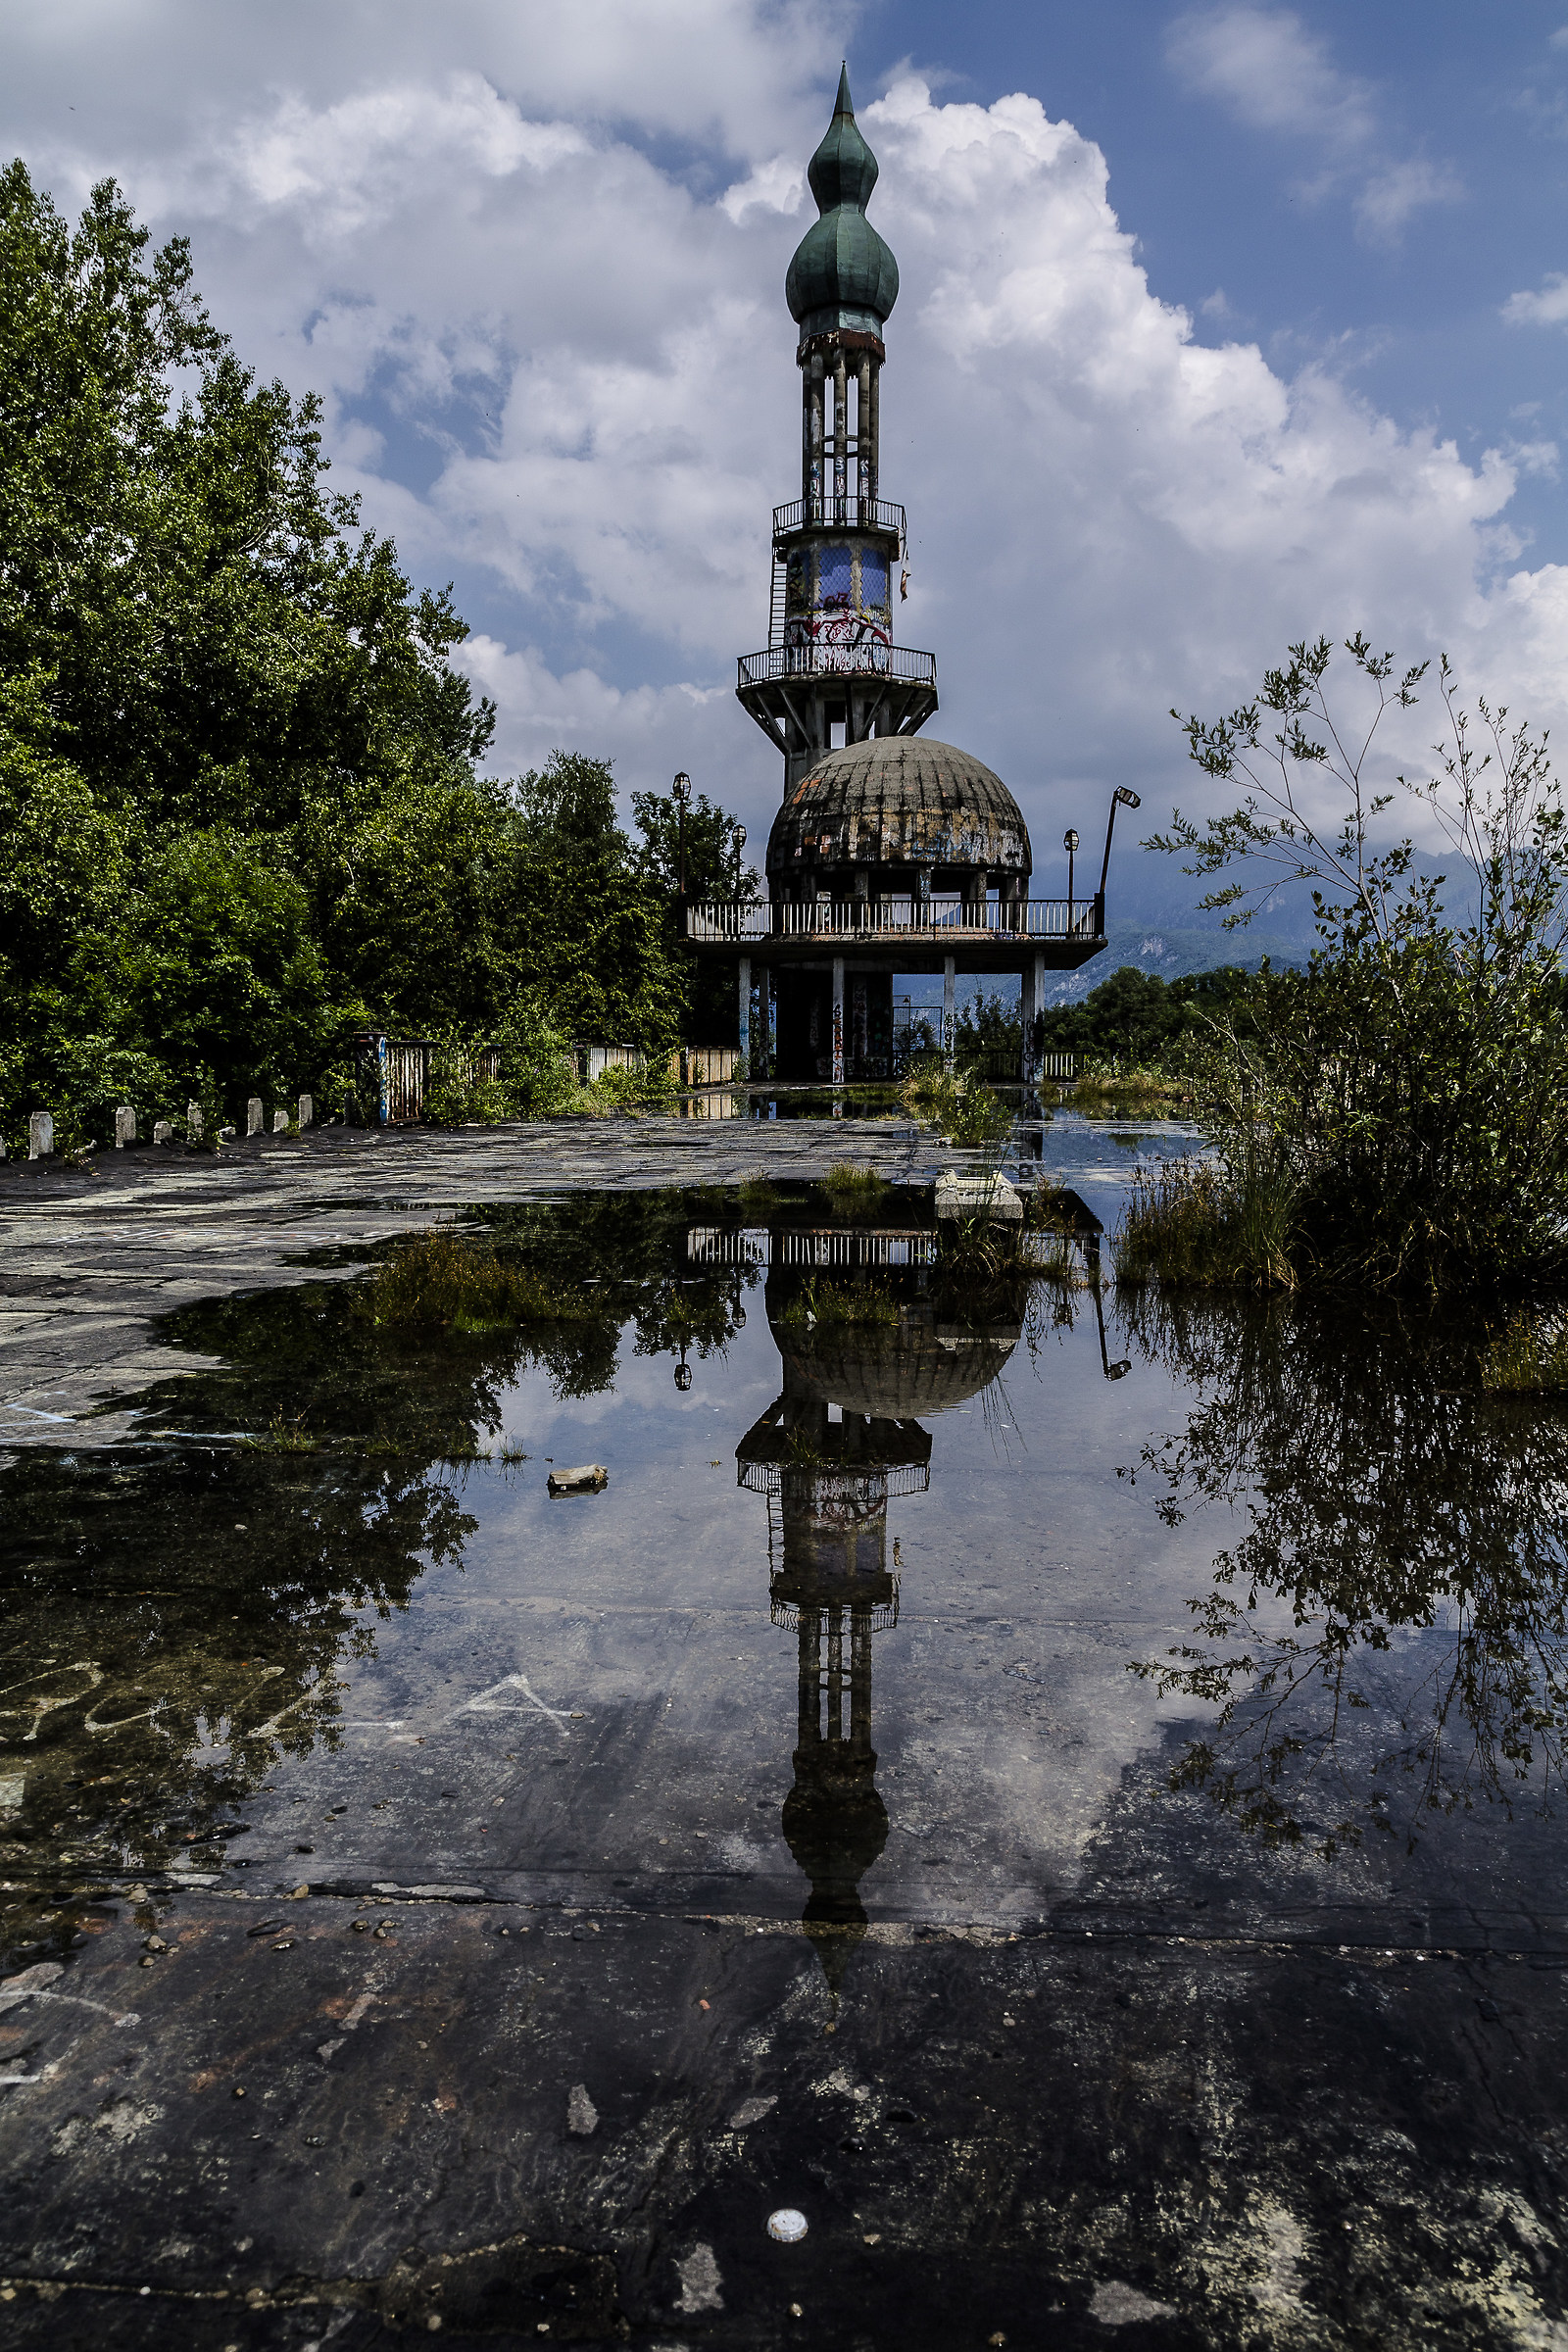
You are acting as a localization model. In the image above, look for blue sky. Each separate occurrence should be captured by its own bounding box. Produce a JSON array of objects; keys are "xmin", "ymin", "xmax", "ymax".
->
[{"xmin": 5, "ymin": 1, "xmax": 1567, "ymax": 937}]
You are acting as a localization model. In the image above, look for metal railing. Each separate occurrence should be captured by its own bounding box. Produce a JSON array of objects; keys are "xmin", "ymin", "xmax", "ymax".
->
[
  {"xmin": 737, "ymin": 642, "xmax": 937, "ymax": 690},
  {"xmin": 773, "ymin": 496, "xmax": 906, "ymax": 539},
  {"xmin": 686, "ymin": 896, "xmax": 1104, "ymax": 944},
  {"xmin": 687, "ymin": 1226, "xmax": 939, "ymax": 1268}
]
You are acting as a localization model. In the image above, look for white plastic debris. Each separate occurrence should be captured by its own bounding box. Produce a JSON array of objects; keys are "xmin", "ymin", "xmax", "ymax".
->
[
  {"xmin": 547, "ymin": 1464, "xmax": 609, "ymax": 1496},
  {"xmin": 767, "ymin": 2209, "xmax": 808, "ymax": 2243}
]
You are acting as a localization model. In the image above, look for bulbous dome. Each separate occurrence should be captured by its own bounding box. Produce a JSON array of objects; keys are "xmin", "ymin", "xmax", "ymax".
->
[
  {"xmin": 766, "ymin": 737, "xmax": 1034, "ymax": 879},
  {"xmin": 786, "ymin": 67, "xmax": 900, "ymax": 338}
]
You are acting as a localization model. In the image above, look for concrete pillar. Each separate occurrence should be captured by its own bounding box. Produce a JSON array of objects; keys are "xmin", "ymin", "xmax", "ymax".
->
[
  {"xmin": 1020, "ymin": 959, "xmax": 1036, "ymax": 1083},
  {"xmin": 27, "ymin": 1110, "xmax": 53, "ymax": 1160},
  {"xmin": 246, "ymin": 1097, "xmax": 264, "ymax": 1137},
  {"xmin": 1033, "ymin": 952, "xmax": 1046, "ymax": 1082},
  {"xmin": 756, "ymin": 964, "xmax": 769, "ymax": 1078},
  {"xmin": 114, "ymin": 1105, "xmax": 136, "ymax": 1149},
  {"xmin": 832, "ymin": 956, "xmax": 846, "ymax": 1086},
  {"xmin": 738, "ymin": 955, "xmax": 752, "ymax": 1070},
  {"xmin": 187, "ymin": 1102, "xmax": 203, "ymax": 1146},
  {"xmin": 916, "ymin": 864, "xmax": 932, "ymax": 925},
  {"xmin": 153, "ymin": 1120, "xmax": 172, "ymax": 1145},
  {"xmin": 943, "ymin": 956, "xmax": 956, "ymax": 1071},
  {"xmin": 866, "ymin": 358, "xmax": 880, "ymax": 502},
  {"xmin": 857, "ymin": 354, "xmax": 872, "ymax": 511},
  {"xmin": 298, "ymin": 1095, "xmax": 314, "ymax": 1129},
  {"xmin": 272, "ymin": 1109, "xmax": 289, "ymax": 1133}
]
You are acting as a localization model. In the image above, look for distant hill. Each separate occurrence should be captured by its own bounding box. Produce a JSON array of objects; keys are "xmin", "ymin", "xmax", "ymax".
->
[{"xmin": 1042, "ymin": 920, "xmax": 1309, "ymax": 1004}]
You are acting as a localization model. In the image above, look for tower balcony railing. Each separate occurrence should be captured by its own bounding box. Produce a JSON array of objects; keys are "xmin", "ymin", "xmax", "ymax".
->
[
  {"xmin": 738, "ymin": 642, "xmax": 937, "ymax": 690},
  {"xmin": 772, "ymin": 496, "xmax": 906, "ymax": 539},
  {"xmin": 685, "ymin": 896, "xmax": 1104, "ymax": 944}
]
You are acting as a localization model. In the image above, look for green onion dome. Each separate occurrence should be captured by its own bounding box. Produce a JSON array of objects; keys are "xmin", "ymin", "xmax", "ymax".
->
[{"xmin": 785, "ymin": 67, "xmax": 900, "ymax": 341}]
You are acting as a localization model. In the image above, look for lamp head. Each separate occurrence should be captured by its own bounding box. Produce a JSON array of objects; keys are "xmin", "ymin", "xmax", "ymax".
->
[
  {"xmin": 673, "ymin": 1361, "xmax": 693, "ymax": 1391},
  {"xmin": 1063, "ymin": 828, "xmax": 1079, "ymax": 854},
  {"xmin": 1113, "ymin": 787, "xmax": 1142, "ymax": 809},
  {"xmin": 672, "ymin": 771, "xmax": 692, "ymax": 806},
  {"xmin": 735, "ymin": 824, "xmax": 747, "ymax": 851}
]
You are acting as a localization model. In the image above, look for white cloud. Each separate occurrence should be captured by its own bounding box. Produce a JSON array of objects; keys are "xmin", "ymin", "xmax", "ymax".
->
[
  {"xmin": 1168, "ymin": 6, "xmax": 1459, "ymax": 245},
  {"xmin": 0, "ymin": 6, "xmax": 1558, "ymax": 900},
  {"xmin": 1503, "ymin": 272, "xmax": 1568, "ymax": 326},
  {"xmin": 1166, "ymin": 4, "xmax": 1375, "ymax": 147}
]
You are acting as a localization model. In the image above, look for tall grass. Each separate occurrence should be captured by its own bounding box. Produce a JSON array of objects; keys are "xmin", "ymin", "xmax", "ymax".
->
[
  {"xmin": 779, "ymin": 1277, "xmax": 900, "ymax": 1330},
  {"xmin": 1116, "ymin": 1152, "xmax": 1298, "ymax": 1291},
  {"xmin": 900, "ymin": 1060, "xmax": 1012, "ymax": 1148},
  {"xmin": 364, "ymin": 1229, "xmax": 601, "ymax": 1331},
  {"xmin": 820, "ymin": 1161, "xmax": 891, "ymax": 1214},
  {"xmin": 1481, "ymin": 1309, "xmax": 1568, "ymax": 1395}
]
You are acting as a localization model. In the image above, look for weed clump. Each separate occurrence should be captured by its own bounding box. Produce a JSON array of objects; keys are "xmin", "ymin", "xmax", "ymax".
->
[
  {"xmin": 779, "ymin": 1277, "xmax": 900, "ymax": 1330},
  {"xmin": 901, "ymin": 1060, "xmax": 1011, "ymax": 1147},
  {"xmin": 1116, "ymin": 1154, "xmax": 1298, "ymax": 1291},
  {"xmin": 1482, "ymin": 1311, "xmax": 1568, "ymax": 1395},
  {"xmin": 820, "ymin": 1162, "xmax": 891, "ymax": 1214},
  {"xmin": 364, "ymin": 1229, "xmax": 599, "ymax": 1331},
  {"xmin": 1068, "ymin": 1063, "xmax": 1188, "ymax": 1119},
  {"xmin": 737, "ymin": 1169, "xmax": 783, "ymax": 1215}
]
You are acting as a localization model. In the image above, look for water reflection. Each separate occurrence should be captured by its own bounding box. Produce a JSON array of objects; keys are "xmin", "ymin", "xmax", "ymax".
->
[{"xmin": 1128, "ymin": 1289, "xmax": 1568, "ymax": 1857}]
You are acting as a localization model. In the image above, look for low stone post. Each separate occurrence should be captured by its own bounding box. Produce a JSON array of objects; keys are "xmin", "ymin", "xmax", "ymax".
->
[
  {"xmin": 114, "ymin": 1105, "xmax": 136, "ymax": 1149},
  {"xmin": 246, "ymin": 1097, "xmax": 264, "ymax": 1137},
  {"xmin": 28, "ymin": 1111, "xmax": 53, "ymax": 1160},
  {"xmin": 153, "ymin": 1120, "xmax": 172, "ymax": 1145},
  {"xmin": 187, "ymin": 1102, "xmax": 203, "ymax": 1145},
  {"xmin": 272, "ymin": 1109, "xmax": 288, "ymax": 1133},
  {"xmin": 298, "ymin": 1095, "xmax": 314, "ymax": 1129}
]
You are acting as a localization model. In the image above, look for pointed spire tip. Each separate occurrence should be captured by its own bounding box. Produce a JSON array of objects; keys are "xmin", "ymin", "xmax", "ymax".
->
[{"xmin": 835, "ymin": 61, "xmax": 854, "ymax": 118}]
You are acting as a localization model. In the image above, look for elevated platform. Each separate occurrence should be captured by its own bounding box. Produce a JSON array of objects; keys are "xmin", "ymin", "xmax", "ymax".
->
[{"xmin": 686, "ymin": 896, "xmax": 1106, "ymax": 976}]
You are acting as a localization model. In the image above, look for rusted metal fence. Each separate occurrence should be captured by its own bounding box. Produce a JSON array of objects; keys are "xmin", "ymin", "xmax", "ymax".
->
[{"xmin": 348, "ymin": 1035, "xmax": 503, "ymax": 1127}]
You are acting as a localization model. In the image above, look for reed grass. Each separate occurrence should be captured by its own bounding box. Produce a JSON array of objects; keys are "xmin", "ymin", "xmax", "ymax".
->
[
  {"xmin": 1481, "ymin": 1310, "xmax": 1568, "ymax": 1395},
  {"xmin": 1116, "ymin": 1154, "xmax": 1298, "ymax": 1291},
  {"xmin": 820, "ymin": 1161, "xmax": 891, "ymax": 1213}
]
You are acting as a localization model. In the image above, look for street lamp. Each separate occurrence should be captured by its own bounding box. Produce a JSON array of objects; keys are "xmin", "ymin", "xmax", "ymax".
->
[
  {"xmin": 672, "ymin": 771, "xmax": 692, "ymax": 897},
  {"xmin": 1098, "ymin": 787, "xmax": 1141, "ymax": 921},
  {"xmin": 1063, "ymin": 827, "xmax": 1079, "ymax": 927}
]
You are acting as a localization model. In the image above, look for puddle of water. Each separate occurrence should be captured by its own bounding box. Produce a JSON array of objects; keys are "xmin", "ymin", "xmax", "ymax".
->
[{"xmin": 2, "ymin": 1154, "xmax": 1562, "ymax": 1968}]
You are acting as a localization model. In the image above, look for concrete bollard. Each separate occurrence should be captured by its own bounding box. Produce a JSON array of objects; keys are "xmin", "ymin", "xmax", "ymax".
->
[
  {"xmin": 187, "ymin": 1102, "xmax": 203, "ymax": 1145},
  {"xmin": 272, "ymin": 1109, "xmax": 288, "ymax": 1133},
  {"xmin": 114, "ymin": 1105, "xmax": 136, "ymax": 1150},
  {"xmin": 246, "ymin": 1097, "xmax": 264, "ymax": 1137},
  {"xmin": 153, "ymin": 1120, "xmax": 172, "ymax": 1144},
  {"xmin": 298, "ymin": 1094, "xmax": 314, "ymax": 1129},
  {"xmin": 28, "ymin": 1111, "xmax": 53, "ymax": 1160}
]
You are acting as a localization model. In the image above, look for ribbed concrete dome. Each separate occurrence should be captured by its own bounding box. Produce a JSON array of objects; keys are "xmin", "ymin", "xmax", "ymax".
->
[
  {"xmin": 775, "ymin": 1319, "xmax": 1021, "ymax": 1418},
  {"xmin": 766, "ymin": 736, "xmax": 1033, "ymax": 879}
]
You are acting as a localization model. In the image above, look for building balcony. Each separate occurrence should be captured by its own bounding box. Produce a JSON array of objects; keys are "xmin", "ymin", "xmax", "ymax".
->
[
  {"xmin": 737, "ymin": 641, "xmax": 937, "ymax": 690},
  {"xmin": 686, "ymin": 896, "xmax": 1104, "ymax": 949},
  {"xmin": 772, "ymin": 496, "xmax": 906, "ymax": 540}
]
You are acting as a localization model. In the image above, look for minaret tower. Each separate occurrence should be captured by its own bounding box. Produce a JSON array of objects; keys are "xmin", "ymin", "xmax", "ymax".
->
[{"xmin": 736, "ymin": 68, "xmax": 939, "ymax": 790}]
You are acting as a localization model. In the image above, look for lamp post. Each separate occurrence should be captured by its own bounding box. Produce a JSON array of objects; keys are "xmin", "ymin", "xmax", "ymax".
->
[
  {"xmin": 672, "ymin": 771, "xmax": 692, "ymax": 898},
  {"xmin": 1097, "ymin": 787, "xmax": 1141, "ymax": 929},
  {"xmin": 1063, "ymin": 827, "xmax": 1079, "ymax": 932}
]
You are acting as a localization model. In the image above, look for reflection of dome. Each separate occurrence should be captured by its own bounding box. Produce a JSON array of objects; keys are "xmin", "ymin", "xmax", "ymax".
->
[
  {"xmin": 785, "ymin": 67, "xmax": 900, "ymax": 340},
  {"xmin": 773, "ymin": 1317, "xmax": 1021, "ymax": 1419},
  {"xmin": 766, "ymin": 738, "xmax": 1033, "ymax": 883}
]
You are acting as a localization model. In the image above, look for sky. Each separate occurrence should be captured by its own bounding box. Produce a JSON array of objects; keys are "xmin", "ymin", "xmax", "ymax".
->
[{"xmin": 4, "ymin": 0, "xmax": 1568, "ymax": 933}]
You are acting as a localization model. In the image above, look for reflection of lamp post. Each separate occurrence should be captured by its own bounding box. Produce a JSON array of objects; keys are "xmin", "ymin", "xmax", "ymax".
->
[
  {"xmin": 672, "ymin": 771, "xmax": 692, "ymax": 899},
  {"xmin": 1063, "ymin": 826, "xmax": 1079, "ymax": 932},
  {"xmin": 1097, "ymin": 787, "xmax": 1141, "ymax": 928}
]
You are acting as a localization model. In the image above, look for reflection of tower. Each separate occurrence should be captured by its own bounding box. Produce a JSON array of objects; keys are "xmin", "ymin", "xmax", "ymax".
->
[{"xmin": 724, "ymin": 1222, "xmax": 1022, "ymax": 1986}]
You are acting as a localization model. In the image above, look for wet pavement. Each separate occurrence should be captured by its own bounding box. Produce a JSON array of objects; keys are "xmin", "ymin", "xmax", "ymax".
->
[{"xmin": 2, "ymin": 1127, "xmax": 1566, "ymax": 2348}]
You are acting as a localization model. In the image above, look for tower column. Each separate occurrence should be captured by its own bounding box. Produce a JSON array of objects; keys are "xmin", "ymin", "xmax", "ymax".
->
[
  {"xmin": 943, "ymin": 955, "xmax": 956, "ymax": 1070},
  {"xmin": 808, "ymin": 354, "xmax": 824, "ymax": 515},
  {"xmin": 832, "ymin": 956, "xmax": 846, "ymax": 1086},
  {"xmin": 866, "ymin": 359, "xmax": 879, "ymax": 502},
  {"xmin": 739, "ymin": 956, "xmax": 752, "ymax": 1070},
  {"xmin": 1021, "ymin": 956, "xmax": 1036, "ymax": 1083},
  {"xmin": 858, "ymin": 354, "xmax": 872, "ymax": 511},
  {"xmin": 833, "ymin": 351, "xmax": 849, "ymax": 516}
]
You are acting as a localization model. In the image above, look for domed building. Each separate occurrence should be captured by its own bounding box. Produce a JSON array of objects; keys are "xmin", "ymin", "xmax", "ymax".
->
[{"xmin": 685, "ymin": 68, "xmax": 1116, "ymax": 1083}]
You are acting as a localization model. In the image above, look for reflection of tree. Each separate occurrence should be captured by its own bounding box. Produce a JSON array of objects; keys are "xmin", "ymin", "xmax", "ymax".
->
[
  {"xmin": 0, "ymin": 1196, "xmax": 756, "ymax": 1963},
  {"xmin": 1126, "ymin": 1290, "xmax": 1568, "ymax": 1855}
]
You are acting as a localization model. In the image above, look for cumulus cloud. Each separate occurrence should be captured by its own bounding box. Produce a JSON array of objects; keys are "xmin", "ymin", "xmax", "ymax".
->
[
  {"xmin": 1503, "ymin": 272, "xmax": 1568, "ymax": 326},
  {"xmin": 0, "ymin": 3, "xmax": 1556, "ymax": 909},
  {"xmin": 1167, "ymin": 5, "xmax": 1460, "ymax": 245}
]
